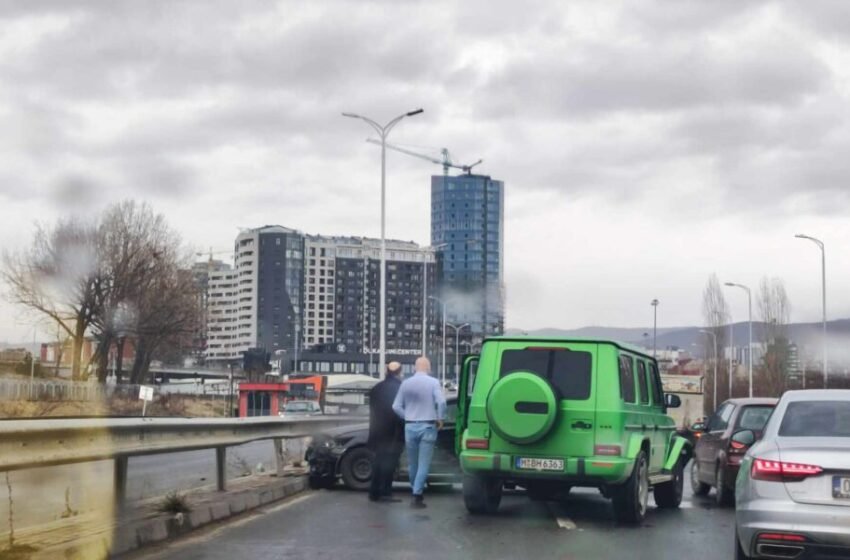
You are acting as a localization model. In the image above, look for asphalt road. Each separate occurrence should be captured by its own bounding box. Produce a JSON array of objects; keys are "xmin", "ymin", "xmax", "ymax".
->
[
  {"xmin": 137, "ymin": 474, "xmax": 737, "ymax": 560},
  {"xmin": 2, "ymin": 440, "xmax": 278, "ymax": 531}
]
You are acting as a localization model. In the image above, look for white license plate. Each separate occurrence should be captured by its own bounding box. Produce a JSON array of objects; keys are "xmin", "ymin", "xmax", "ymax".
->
[
  {"xmin": 833, "ymin": 476, "xmax": 850, "ymax": 499},
  {"xmin": 515, "ymin": 457, "xmax": 564, "ymax": 471}
]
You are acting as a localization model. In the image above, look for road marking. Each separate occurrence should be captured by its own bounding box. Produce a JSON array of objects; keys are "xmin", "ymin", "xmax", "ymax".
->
[{"xmin": 547, "ymin": 502, "xmax": 578, "ymax": 530}]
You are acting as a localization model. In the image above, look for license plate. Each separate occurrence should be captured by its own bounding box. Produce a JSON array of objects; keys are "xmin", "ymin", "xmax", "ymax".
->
[
  {"xmin": 515, "ymin": 457, "xmax": 564, "ymax": 471},
  {"xmin": 833, "ymin": 476, "xmax": 850, "ymax": 499}
]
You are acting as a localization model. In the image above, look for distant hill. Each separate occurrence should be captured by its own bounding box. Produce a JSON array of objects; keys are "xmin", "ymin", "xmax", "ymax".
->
[{"xmin": 508, "ymin": 319, "xmax": 850, "ymax": 356}]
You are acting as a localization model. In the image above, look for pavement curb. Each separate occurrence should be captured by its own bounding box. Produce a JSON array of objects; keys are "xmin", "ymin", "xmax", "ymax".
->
[{"xmin": 28, "ymin": 475, "xmax": 308, "ymax": 559}]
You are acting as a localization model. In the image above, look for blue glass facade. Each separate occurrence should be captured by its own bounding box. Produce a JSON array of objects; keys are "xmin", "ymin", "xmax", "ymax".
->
[{"xmin": 431, "ymin": 174, "xmax": 505, "ymax": 341}]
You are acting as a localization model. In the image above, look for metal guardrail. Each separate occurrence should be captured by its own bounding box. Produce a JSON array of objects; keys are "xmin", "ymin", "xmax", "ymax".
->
[{"xmin": 0, "ymin": 415, "xmax": 362, "ymax": 502}]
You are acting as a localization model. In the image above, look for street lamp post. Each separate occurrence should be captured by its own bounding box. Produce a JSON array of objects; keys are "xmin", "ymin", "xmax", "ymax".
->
[
  {"xmin": 795, "ymin": 234, "xmax": 827, "ymax": 388},
  {"xmin": 342, "ymin": 108, "xmax": 424, "ymax": 379},
  {"xmin": 699, "ymin": 329, "xmax": 718, "ymax": 411},
  {"xmin": 725, "ymin": 282, "xmax": 753, "ymax": 398},
  {"xmin": 447, "ymin": 323, "xmax": 470, "ymax": 383},
  {"xmin": 422, "ymin": 243, "xmax": 448, "ymax": 359},
  {"xmin": 651, "ymin": 299, "xmax": 659, "ymax": 357},
  {"xmin": 428, "ymin": 296, "xmax": 446, "ymax": 386}
]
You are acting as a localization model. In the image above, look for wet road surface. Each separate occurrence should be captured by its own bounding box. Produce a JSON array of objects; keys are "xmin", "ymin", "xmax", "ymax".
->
[{"xmin": 138, "ymin": 474, "xmax": 737, "ymax": 560}]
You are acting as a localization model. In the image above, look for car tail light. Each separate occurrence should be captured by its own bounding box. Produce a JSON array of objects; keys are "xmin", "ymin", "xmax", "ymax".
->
[
  {"xmin": 594, "ymin": 445, "xmax": 622, "ymax": 456},
  {"xmin": 466, "ymin": 438, "xmax": 489, "ymax": 450},
  {"xmin": 751, "ymin": 458, "xmax": 823, "ymax": 482},
  {"xmin": 729, "ymin": 440, "xmax": 748, "ymax": 453},
  {"xmin": 758, "ymin": 533, "xmax": 807, "ymax": 543}
]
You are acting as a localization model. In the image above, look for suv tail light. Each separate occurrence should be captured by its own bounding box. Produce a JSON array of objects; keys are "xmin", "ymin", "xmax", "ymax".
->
[
  {"xmin": 466, "ymin": 438, "xmax": 489, "ymax": 450},
  {"xmin": 751, "ymin": 458, "xmax": 823, "ymax": 482},
  {"xmin": 594, "ymin": 445, "xmax": 622, "ymax": 456}
]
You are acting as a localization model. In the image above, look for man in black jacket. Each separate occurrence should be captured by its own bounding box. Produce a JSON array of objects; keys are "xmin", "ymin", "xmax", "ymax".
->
[{"xmin": 368, "ymin": 361, "xmax": 404, "ymax": 502}]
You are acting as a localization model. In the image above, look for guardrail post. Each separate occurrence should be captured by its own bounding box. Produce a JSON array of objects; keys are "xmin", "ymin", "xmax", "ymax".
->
[
  {"xmin": 215, "ymin": 446, "xmax": 226, "ymax": 491},
  {"xmin": 114, "ymin": 456, "xmax": 128, "ymax": 508},
  {"xmin": 274, "ymin": 438, "xmax": 286, "ymax": 476}
]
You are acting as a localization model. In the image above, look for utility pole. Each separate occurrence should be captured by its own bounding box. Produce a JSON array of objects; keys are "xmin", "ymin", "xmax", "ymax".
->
[
  {"xmin": 725, "ymin": 282, "xmax": 753, "ymax": 398},
  {"xmin": 651, "ymin": 299, "xmax": 659, "ymax": 357},
  {"xmin": 795, "ymin": 234, "xmax": 827, "ymax": 387}
]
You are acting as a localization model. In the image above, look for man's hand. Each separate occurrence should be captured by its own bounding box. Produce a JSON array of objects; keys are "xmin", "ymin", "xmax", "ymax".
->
[{"xmin": 437, "ymin": 420, "xmax": 444, "ymax": 430}]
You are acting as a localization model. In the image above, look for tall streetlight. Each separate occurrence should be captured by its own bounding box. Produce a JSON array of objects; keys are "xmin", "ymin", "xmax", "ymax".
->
[
  {"xmin": 428, "ymin": 295, "xmax": 447, "ymax": 386},
  {"xmin": 725, "ymin": 282, "xmax": 753, "ymax": 398},
  {"xmin": 699, "ymin": 329, "xmax": 718, "ymax": 411},
  {"xmin": 447, "ymin": 322, "xmax": 470, "ymax": 382},
  {"xmin": 795, "ymin": 234, "xmax": 827, "ymax": 387},
  {"xmin": 651, "ymin": 299, "xmax": 659, "ymax": 357},
  {"xmin": 342, "ymin": 108, "xmax": 424, "ymax": 378}
]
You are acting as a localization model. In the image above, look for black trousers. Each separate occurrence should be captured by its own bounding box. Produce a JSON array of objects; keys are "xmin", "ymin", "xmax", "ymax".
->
[{"xmin": 369, "ymin": 446, "xmax": 402, "ymax": 499}]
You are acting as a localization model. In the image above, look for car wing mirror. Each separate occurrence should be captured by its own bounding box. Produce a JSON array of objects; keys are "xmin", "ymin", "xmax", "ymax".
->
[
  {"xmin": 690, "ymin": 421, "xmax": 706, "ymax": 432},
  {"xmin": 664, "ymin": 393, "xmax": 681, "ymax": 409},
  {"xmin": 731, "ymin": 429, "xmax": 756, "ymax": 447}
]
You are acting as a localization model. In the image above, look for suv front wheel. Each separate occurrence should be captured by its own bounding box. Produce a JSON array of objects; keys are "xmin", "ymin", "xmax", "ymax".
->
[
  {"xmin": 612, "ymin": 450, "xmax": 649, "ymax": 524},
  {"xmin": 654, "ymin": 460, "xmax": 683, "ymax": 508},
  {"xmin": 463, "ymin": 474, "xmax": 502, "ymax": 514}
]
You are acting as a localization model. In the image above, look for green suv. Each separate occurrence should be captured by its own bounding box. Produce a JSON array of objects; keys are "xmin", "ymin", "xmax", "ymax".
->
[{"xmin": 456, "ymin": 337, "xmax": 692, "ymax": 523}]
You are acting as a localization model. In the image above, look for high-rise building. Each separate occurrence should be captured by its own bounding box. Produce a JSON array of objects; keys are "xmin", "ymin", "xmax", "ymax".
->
[
  {"xmin": 204, "ymin": 227, "xmax": 436, "ymax": 375},
  {"xmin": 332, "ymin": 238, "xmax": 437, "ymax": 356},
  {"xmin": 431, "ymin": 173, "xmax": 505, "ymax": 343},
  {"xmin": 205, "ymin": 226, "xmax": 304, "ymax": 365}
]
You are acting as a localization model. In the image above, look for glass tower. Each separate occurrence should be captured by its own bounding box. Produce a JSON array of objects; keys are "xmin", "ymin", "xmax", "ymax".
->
[{"xmin": 431, "ymin": 173, "xmax": 505, "ymax": 343}]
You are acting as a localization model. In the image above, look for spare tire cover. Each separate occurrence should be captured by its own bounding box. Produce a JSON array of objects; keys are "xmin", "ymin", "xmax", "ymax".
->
[{"xmin": 486, "ymin": 372, "xmax": 558, "ymax": 445}]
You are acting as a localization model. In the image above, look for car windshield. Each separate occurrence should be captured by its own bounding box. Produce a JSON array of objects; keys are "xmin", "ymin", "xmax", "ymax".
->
[
  {"xmin": 736, "ymin": 405, "xmax": 774, "ymax": 431},
  {"xmin": 779, "ymin": 401, "xmax": 850, "ymax": 438}
]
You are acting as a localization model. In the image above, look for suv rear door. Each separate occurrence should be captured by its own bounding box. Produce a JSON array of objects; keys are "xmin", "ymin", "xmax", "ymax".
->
[{"xmin": 497, "ymin": 343, "xmax": 597, "ymax": 457}]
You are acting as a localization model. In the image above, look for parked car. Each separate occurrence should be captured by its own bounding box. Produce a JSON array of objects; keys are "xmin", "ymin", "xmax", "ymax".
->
[
  {"xmin": 305, "ymin": 396, "xmax": 460, "ymax": 490},
  {"xmin": 677, "ymin": 418, "xmax": 707, "ymax": 447},
  {"xmin": 281, "ymin": 400, "xmax": 323, "ymax": 417},
  {"xmin": 456, "ymin": 337, "xmax": 692, "ymax": 523},
  {"xmin": 690, "ymin": 398, "xmax": 778, "ymax": 505},
  {"xmin": 734, "ymin": 390, "xmax": 850, "ymax": 559}
]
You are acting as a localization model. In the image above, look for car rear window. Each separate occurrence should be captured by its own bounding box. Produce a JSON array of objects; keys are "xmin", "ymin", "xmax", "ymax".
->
[
  {"xmin": 779, "ymin": 401, "xmax": 850, "ymax": 438},
  {"xmin": 736, "ymin": 405, "xmax": 774, "ymax": 431},
  {"xmin": 500, "ymin": 348, "xmax": 592, "ymax": 400}
]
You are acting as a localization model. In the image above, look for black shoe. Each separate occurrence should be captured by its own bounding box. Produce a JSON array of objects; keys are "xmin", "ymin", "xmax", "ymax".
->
[{"xmin": 410, "ymin": 495, "xmax": 426, "ymax": 509}]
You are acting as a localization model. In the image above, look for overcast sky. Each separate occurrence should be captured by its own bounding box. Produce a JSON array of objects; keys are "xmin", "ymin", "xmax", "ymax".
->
[{"xmin": 2, "ymin": 0, "xmax": 850, "ymax": 342}]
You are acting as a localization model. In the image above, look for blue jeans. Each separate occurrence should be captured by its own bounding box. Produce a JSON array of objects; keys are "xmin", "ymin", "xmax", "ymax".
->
[{"xmin": 405, "ymin": 423, "xmax": 437, "ymax": 496}]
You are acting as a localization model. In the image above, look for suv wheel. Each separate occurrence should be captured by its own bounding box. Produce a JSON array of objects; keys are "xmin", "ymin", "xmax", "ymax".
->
[
  {"xmin": 613, "ymin": 450, "xmax": 649, "ymax": 524},
  {"xmin": 654, "ymin": 460, "xmax": 683, "ymax": 508},
  {"xmin": 463, "ymin": 474, "xmax": 502, "ymax": 514},
  {"xmin": 339, "ymin": 447, "xmax": 374, "ymax": 491},
  {"xmin": 690, "ymin": 460, "xmax": 711, "ymax": 496},
  {"xmin": 715, "ymin": 465, "xmax": 734, "ymax": 507}
]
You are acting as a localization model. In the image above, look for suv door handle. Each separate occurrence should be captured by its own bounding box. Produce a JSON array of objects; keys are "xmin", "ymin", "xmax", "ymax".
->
[{"xmin": 571, "ymin": 421, "xmax": 592, "ymax": 430}]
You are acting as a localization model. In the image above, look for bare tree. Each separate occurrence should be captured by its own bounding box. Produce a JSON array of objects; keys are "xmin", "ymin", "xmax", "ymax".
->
[
  {"xmin": 701, "ymin": 274, "xmax": 730, "ymax": 412},
  {"xmin": 1, "ymin": 220, "xmax": 101, "ymax": 379},
  {"xmin": 756, "ymin": 277, "xmax": 792, "ymax": 396}
]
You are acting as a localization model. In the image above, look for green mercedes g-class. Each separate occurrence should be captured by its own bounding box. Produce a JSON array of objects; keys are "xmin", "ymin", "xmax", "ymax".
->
[{"xmin": 456, "ymin": 337, "xmax": 692, "ymax": 523}]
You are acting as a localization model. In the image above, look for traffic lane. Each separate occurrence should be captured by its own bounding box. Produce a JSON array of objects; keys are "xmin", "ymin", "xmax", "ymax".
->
[
  {"xmin": 138, "ymin": 485, "xmax": 736, "ymax": 560},
  {"xmin": 1, "ymin": 440, "xmax": 277, "ymax": 531}
]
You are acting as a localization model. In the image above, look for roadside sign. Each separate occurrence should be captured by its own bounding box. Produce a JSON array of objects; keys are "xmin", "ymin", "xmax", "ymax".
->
[
  {"xmin": 139, "ymin": 385, "xmax": 154, "ymax": 417},
  {"xmin": 138, "ymin": 386, "xmax": 154, "ymax": 401}
]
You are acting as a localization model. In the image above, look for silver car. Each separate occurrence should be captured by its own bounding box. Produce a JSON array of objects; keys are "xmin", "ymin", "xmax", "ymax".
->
[{"xmin": 735, "ymin": 389, "xmax": 850, "ymax": 559}]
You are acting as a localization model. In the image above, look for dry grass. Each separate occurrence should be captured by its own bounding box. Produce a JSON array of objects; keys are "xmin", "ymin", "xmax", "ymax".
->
[{"xmin": 0, "ymin": 395, "xmax": 229, "ymax": 419}]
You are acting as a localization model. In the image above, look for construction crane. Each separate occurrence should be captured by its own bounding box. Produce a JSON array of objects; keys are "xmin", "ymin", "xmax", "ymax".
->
[
  {"xmin": 365, "ymin": 139, "xmax": 483, "ymax": 175},
  {"xmin": 195, "ymin": 248, "xmax": 233, "ymax": 263}
]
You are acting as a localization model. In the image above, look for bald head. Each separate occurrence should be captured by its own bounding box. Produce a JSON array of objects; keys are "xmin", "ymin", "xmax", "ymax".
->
[
  {"xmin": 386, "ymin": 361, "xmax": 402, "ymax": 377},
  {"xmin": 415, "ymin": 356, "xmax": 431, "ymax": 373}
]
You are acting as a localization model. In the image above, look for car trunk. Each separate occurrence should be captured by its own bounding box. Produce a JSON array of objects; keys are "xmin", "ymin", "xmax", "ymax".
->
[{"xmin": 778, "ymin": 437, "xmax": 850, "ymax": 507}]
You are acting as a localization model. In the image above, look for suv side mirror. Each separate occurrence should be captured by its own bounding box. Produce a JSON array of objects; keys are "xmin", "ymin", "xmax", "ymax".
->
[
  {"xmin": 664, "ymin": 394, "xmax": 681, "ymax": 409},
  {"xmin": 731, "ymin": 429, "xmax": 756, "ymax": 447}
]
